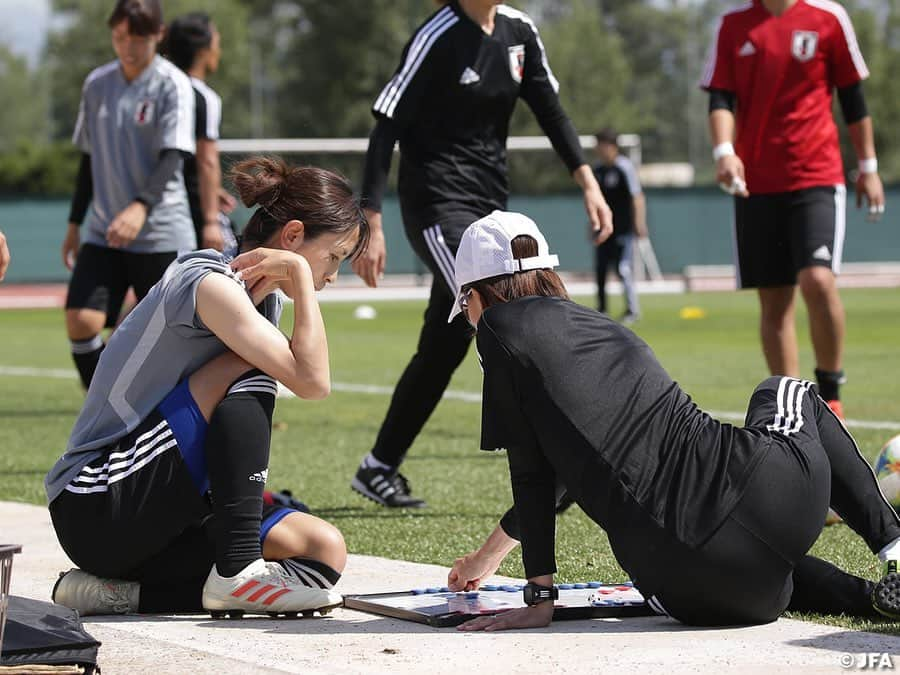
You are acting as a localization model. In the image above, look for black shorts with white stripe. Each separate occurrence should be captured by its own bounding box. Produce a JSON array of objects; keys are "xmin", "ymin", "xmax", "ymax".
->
[
  {"xmin": 50, "ymin": 407, "xmax": 213, "ymax": 579},
  {"xmin": 733, "ymin": 185, "xmax": 845, "ymax": 288}
]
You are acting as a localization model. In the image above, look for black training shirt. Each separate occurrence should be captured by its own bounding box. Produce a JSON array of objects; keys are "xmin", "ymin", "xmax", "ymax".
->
[
  {"xmin": 477, "ymin": 297, "xmax": 770, "ymax": 580},
  {"xmin": 365, "ymin": 1, "xmax": 584, "ymax": 225},
  {"xmin": 592, "ymin": 155, "xmax": 641, "ymax": 235}
]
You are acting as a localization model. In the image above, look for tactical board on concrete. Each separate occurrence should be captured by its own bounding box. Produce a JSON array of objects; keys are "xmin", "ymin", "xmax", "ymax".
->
[{"xmin": 343, "ymin": 582, "xmax": 653, "ymax": 627}]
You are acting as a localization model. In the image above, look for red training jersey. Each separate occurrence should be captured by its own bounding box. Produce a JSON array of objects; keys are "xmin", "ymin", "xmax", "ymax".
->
[{"xmin": 701, "ymin": 0, "xmax": 868, "ymax": 194}]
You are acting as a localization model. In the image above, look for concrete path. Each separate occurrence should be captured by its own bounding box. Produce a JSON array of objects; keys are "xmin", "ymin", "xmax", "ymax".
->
[{"xmin": 3, "ymin": 501, "xmax": 899, "ymax": 674}]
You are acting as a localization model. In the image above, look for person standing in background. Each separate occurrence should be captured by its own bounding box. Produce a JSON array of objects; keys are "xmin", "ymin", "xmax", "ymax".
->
[
  {"xmin": 701, "ymin": 0, "xmax": 886, "ymax": 420},
  {"xmin": 349, "ymin": 0, "xmax": 613, "ymax": 508},
  {"xmin": 62, "ymin": 0, "xmax": 196, "ymax": 389},
  {"xmin": 592, "ymin": 128, "xmax": 646, "ymax": 324},
  {"xmin": 161, "ymin": 12, "xmax": 238, "ymax": 252}
]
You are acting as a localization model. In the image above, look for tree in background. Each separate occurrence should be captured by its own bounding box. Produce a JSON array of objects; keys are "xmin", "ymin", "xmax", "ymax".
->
[
  {"xmin": 0, "ymin": 0, "xmax": 896, "ymax": 196},
  {"xmin": 507, "ymin": 0, "xmax": 637, "ymax": 192}
]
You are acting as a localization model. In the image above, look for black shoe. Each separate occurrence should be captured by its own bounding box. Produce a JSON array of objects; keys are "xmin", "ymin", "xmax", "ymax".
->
[
  {"xmin": 872, "ymin": 559, "xmax": 900, "ymax": 619},
  {"xmin": 351, "ymin": 465, "xmax": 427, "ymax": 508},
  {"xmin": 264, "ymin": 489, "xmax": 311, "ymax": 514}
]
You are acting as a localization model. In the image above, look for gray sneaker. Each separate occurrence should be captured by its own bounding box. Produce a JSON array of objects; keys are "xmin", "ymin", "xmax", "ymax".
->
[{"xmin": 52, "ymin": 568, "xmax": 139, "ymax": 616}]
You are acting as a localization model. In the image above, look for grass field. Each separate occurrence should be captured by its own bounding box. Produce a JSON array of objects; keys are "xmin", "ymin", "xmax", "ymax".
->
[{"xmin": 1, "ymin": 287, "xmax": 899, "ymax": 633}]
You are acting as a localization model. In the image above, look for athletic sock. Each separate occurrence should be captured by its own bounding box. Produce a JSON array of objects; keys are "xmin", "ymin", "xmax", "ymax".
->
[
  {"xmin": 878, "ymin": 536, "xmax": 900, "ymax": 562},
  {"xmin": 279, "ymin": 558, "xmax": 342, "ymax": 589},
  {"xmin": 814, "ymin": 368, "xmax": 845, "ymax": 402},
  {"xmin": 206, "ymin": 370, "xmax": 277, "ymax": 578},
  {"xmin": 361, "ymin": 452, "xmax": 394, "ymax": 472},
  {"xmin": 71, "ymin": 336, "xmax": 104, "ymax": 389}
]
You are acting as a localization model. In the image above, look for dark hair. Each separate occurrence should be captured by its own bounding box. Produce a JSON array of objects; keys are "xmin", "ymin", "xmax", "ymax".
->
[
  {"xmin": 160, "ymin": 13, "xmax": 212, "ymax": 71},
  {"xmin": 230, "ymin": 156, "xmax": 369, "ymax": 259},
  {"xmin": 594, "ymin": 127, "xmax": 618, "ymax": 146},
  {"xmin": 467, "ymin": 235, "xmax": 569, "ymax": 308},
  {"xmin": 108, "ymin": 0, "xmax": 163, "ymax": 36}
]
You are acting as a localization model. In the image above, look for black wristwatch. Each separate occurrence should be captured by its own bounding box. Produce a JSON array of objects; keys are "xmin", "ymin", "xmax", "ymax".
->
[{"xmin": 523, "ymin": 582, "xmax": 558, "ymax": 606}]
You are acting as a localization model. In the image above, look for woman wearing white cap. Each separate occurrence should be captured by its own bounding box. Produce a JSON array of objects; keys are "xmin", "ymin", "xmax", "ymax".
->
[{"xmin": 446, "ymin": 210, "xmax": 900, "ymax": 629}]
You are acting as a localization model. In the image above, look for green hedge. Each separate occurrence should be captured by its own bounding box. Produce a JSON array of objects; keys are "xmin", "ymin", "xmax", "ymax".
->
[{"xmin": 0, "ymin": 141, "xmax": 80, "ymax": 198}]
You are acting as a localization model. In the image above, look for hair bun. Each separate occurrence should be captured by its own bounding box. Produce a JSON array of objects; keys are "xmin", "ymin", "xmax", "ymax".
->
[{"xmin": 230, "ymin": 156, "xmax": 288, "ymax": 209}]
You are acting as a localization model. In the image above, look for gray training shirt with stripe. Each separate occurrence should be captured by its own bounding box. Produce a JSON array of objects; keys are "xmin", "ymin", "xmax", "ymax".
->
[
  {"xmin": 45, "ymin": 250, "xmax": 283, "ymax": 502},
  {"xmin": 73, "ymin": 55, "xmax": 197, "ymax": 253}
]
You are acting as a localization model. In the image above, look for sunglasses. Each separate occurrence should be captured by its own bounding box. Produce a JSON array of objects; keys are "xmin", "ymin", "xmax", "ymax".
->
[{"xmin": 457, "ymin": 288, "xmax": 473, "ymax": 313}]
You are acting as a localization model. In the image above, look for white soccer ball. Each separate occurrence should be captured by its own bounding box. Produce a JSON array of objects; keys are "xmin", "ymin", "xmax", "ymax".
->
[
  {"xmin": 874, "ymin": 434, "xmax": 900, "ymax": 509},
  {"xmin": 353, "ymin": 304, "xmax": 377, "ymax": 320}
]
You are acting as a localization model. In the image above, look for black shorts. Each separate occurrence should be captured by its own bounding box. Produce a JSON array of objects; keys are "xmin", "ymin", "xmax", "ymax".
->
[
  {"xmin": 733, "ymin": 185, "xmax": 846, "ymax": 288},
  {"xmin": 49, "ymin": 380, "xmax": 297, "ymax": 582},
  {"xmin": 635, "ymin": 377, "xmax": 830, "ymax": 626},
  {"xmin": 65, "ymin": 243, "xmax": 178, "ymax": 328}
]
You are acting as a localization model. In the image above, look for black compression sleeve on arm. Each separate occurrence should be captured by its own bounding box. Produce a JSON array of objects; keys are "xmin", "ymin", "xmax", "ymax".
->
[
  {"xmin": 68, "ymin": 153, "xmax": 93, "ymax": 225},
  {"xmin": 360, "ymin": 118, "xmax": 397, "ymax": 212},
  {"xmin": 499, "ymin": 483, "xmax": 571, "ymax": 541},
  {"xmin": 135, "ymin": 149, "xmax": 184, "ymax": 208},
  {"xmin": 708, "ymin": 88, "xmax": 736, "ymax": 114},
  {"xmin": 837, "ymin": 82, "xmax": 868, "ymax": 125}
]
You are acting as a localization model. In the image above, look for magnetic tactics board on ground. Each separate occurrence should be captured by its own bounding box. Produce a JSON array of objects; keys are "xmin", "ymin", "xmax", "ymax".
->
[{"xmin": 343, "ymin": 582, "xmax": 653, "ymax": 627}]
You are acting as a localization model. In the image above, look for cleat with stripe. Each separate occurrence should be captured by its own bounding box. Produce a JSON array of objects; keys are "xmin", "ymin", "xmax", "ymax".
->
[
  {"xmin": 872, "ymin": 560, "xmax": 900, "ymax": 620},
  {"xmin": 351, "ymin": 465, "xmax": 426, "ymax": 508},
  {"xmin": 52, "ymin": 568, "xmax": 139, "ymax": 616},
  {"xmin": 202, "ymin": 559, "xmax": 343, "ymax": 617}
]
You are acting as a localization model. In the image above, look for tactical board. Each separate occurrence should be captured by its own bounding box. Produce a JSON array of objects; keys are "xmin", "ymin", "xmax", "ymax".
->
[{"xmin": 343, "ymin": 582, "xmax": 653, "ymax": 627}]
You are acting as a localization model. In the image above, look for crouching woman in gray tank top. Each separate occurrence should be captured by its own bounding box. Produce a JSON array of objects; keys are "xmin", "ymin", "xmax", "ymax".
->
[{"xmin": 46, "ymin": 156, "xmax": 369, "ymax": 619}]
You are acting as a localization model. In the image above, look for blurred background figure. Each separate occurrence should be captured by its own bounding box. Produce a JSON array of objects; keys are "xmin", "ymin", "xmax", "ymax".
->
[
  {"xmin": 592, "ymin": 127, "xmax": 647, "ymax": 324},
  {"xmin": 62, "ymin": 0, "xmax": 195, "ymax": 389},
  {"xmin": 0, "ymin": 230, "xmax": 9, "ymax": 281},
  {"xmin": 161, "ymin": 11, "xmax": 237, "ymax": 253}
]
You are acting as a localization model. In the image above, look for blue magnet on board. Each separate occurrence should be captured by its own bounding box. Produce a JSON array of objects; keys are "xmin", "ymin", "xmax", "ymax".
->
[
  {"xmin": 500, "ymin": 585, "xmax": 518, "ymax": 592},
  {"xmin": 558, "ymin": 583, "xmax": 574, "ymax": 590},
  {"xmin": 411, "ymin": 589, "xmax": 426, "ymax": 595},
  {"xmin": 482, "ymin": 585, "xmax": 499, "ymax": 591},
  {"xmin": 587, "ymin": 582, "xmax": 602, "ymax": 588}
]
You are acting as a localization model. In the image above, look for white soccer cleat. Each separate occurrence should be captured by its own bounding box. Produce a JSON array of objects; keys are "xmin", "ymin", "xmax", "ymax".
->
[
  {"xmin": 202, "ymin": 558, "xmax": 343, "ymax": 618},
  {"xmin": 52, "ymin": 568, "xmax": 140, "ymax": 616}
]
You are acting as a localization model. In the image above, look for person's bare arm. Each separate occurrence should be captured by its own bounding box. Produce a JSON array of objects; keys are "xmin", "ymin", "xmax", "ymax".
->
[
  {"xmin": 196, "ymin": 252, "xmax": 330, "ymax": 399},
  {"xmin": 0, "ymin": 230, "xmax": 9, "ymax": 281},
  {"xmin": 847, "ymin": 117, "xmax": 885, "ymax": 220},
  {"xmin": 709, "ymin": 109, "xmax": 748, "ymax": 197},
  {"xmin": 572, "ymin": 165, "xmax": 614, "ymax": 244},
  {"xmin": 196, "ymin": 138, "xmax": 225, "ymax": 250},
  {"xmin": 633, "ymin": 193, "xmax": 648, "ymax": 238}
]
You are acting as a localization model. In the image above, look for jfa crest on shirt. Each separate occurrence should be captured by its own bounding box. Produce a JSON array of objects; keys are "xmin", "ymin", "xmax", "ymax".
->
[
  {"xmin": 134, "ymin": 99, "xmax": 155, "ymax": 125},
  {"xmin": 508, "ymin": 44, "xmax": 525, "ymax": 83},
  {"xmin": 791, "ymin": 30, "xmax": 819, "ymax": 62}
]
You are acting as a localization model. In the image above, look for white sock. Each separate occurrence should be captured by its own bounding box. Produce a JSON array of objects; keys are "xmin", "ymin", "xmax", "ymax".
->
[
  {"xmin": 361, "ymin": 452, "xmax": 393, "ymax": 472},
  {"xmin": 878, "ymin": 536, "xmax": 900, "ymax": 562}
]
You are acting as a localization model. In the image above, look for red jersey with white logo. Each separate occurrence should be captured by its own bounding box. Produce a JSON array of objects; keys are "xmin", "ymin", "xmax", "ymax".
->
[{"xmin": 701, "ymin": 0, "xmax": 868, "ymax": 194}]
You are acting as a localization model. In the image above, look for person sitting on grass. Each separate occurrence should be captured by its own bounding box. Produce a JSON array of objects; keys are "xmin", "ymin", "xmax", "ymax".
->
[
  {"xmin": 47, "ymin": 156, "xmax": 368, "ymax": 617},
  {"xmin": 444, "ymin": 210, "xmax": 900, "ymax": 630}
]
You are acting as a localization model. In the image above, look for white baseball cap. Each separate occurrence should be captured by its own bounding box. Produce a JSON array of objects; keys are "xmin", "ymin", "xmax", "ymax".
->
[{"xmin": 447, "ymin": 210, "xmax": 560, "ymax": 322}]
